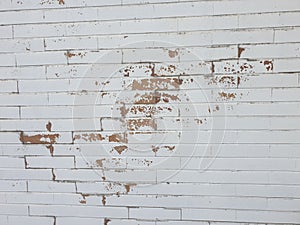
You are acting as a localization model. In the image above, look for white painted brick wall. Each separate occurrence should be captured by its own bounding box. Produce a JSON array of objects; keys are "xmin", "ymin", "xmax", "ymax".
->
[{"xmin": 1, "ymin": 0, "xmax": 300, "ymax": 224}]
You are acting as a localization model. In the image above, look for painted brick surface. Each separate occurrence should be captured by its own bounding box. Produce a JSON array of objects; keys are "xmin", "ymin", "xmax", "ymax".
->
[{"xmin": 0, "ymin": 0, "xmax": 300, "ymax": 224}]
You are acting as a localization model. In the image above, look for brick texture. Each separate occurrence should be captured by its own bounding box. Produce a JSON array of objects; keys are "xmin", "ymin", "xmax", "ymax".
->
[{"xmin": 0, "ymin": 0, "xmax": 300, "ymax": 224}]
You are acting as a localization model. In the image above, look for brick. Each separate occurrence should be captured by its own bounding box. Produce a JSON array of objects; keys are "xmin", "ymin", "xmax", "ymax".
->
[
  {"xmin": 19, "ymin": 79, "xmax": 70, "ymax": 93},
  {"xmin": 45, "ymin": 36, "xmax": 97, "ymax": 51},
  {"xmin": 0, "ymin": 157, "xmax": 24, "ymax": 168},
  {"xmin": 29, "ymin": 204, "xmax": 128, "ymax": 218},
  {"xmin": 272, "ymin": 87, "xmax": 300, "ymax": 101},
  {"xmin": 214, "ymin": 0, "xmax": 300, "ymax": 15},
  {"xmin": 0, "ymin": 144, "xmax": 50, "ymax": 156},
  {"xmin": 19, "ymin": 131, "xmax": 73, "ymax": 144},
  {"xmin": 97, "ymin": 2, "xmax": 214, "ymax": 21},
  {"xmin": 0, "ymin": 80, "xmax": 18, "ymax": 93},
  {"xmin": 16, "ymin": 52, "xmax": 67, "ymax": 66},
  {"xmin": 0, "ymin": 66, "xmax": 45, "ymax": 80},
  {"xmin": 0, "ymin": 169, "xmax": 52, "ymax": 180},
  {"xmin": 274, "ymin": 58, "xmax": 300, "ymax": 72},
  {"xmin": 0, "ymin": 93, "xmax": 48, "ymax": 106},
  {"xmin": 0, "ymin": 38, "xmax": 44, "ymax": 53},
  {"xmin": 0, "ymin": 118, "xmax": 101, "ymax": 132},
  {"xmin": 56, "ymin": 218, "xmax": 155, "ymax": 225},
  {"xmin": 182, "ymin": 208, "xmax": 235, "ymax": 221},
  {"xmin": 0, "ymin": 180, "xmax": 27, "ymax": 192},
  {"xmin": 7, "ymin": 193, "xmax": 93, "ymax": 208},
  {"xmin": 0, "ymin": 132, "xmax": 21, "ymax": 144},
  {"xmin": 0, "ymin": 204, "xmax": 28, "ymax": 216},
  {"xmin": 0, "ymin": 26, "xmax": 13, "ymax": 39},
  {"xmin": 236, "ymin": 184, "xmax": 300, "ymax": 198},
  {"xmin": 44, "ymin": 7, "xmax": 98, "ymax": 23},
  {"xmin": 0, "ymin": 107, "xmax": 19, "ymax": 119},
  {"xmin": 178, "ymin": 15, "xmax": 239, "ymax": 32},
  {"xmin": 14, "ymin": 23, "xmax": 67, "ymax": 38},
  {"xmin": 157, "ymin": 170, "xmax": 271, "ymax": 184},
  {"xmin": 28, "ymin": 180, "xmax": 76, "ymax": 193},
  {"xmin": 129, "ymin": 207, "xmax": 181, "ymax": 220},
  {"xmin": 26, "ymin": 156, "xmax": 75, "ymax": 168},
  {"xmin": 239, "ymin": 43, "xmax": 300, "ymax": 59},
  {"xmin": 0, "ymin": 53, "xmax": 15, "ymax": 66},
  {"xmin": 239, "ymin": 12, "xmax": 300, "ymax": 29},
  {"xmin": 236, "ymin": 210, "xmax": 300, "ymax": 223},
  {"xmin": 275, "ymin": 27, "xmax": 300, "ymax": 43},
  {"xmin": 0, "ymin": 10, "xmax": 44, "ymax": 25},
  {"xmin": 55, "ymin": 169, "xmax": 156, "ymax": 182},
  {"xmin": 66, "ymin": 50, "xmax": 122, "ymax": 64},
  {"xmin": 0, "ymin": 216, "xmax": 54, "ymax": 225}
]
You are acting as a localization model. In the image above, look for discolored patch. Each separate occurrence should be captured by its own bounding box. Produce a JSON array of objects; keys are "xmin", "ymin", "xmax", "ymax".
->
[
  {"xmin": 127, "ymin": 118, "xmax": 157, "ymax": 131},
  {"xmin": 263, "ymin": 60, "xmax": 273, "ymax": 71},
  {"xmin": 104, "ymin": 218, "xmax": 111, "ymax": 225},
  {"xmin": 102, "ymin": 196, "xmax": 106, "ymax": 205},
  {"xmin": 20, "ymin": 132, "xmax": 60, "ymax": 144},
  {"xmin": 73, "ymin": 133, "xmax": 105, "ymax": 142},
  {"xmin": 218, "ymin": 92, "xmax": 237, "ymax": 100},
  {"xmin": 113, "ymin": 145, "xmax": 128, "ymax": 154},
  {"xmin": 124, "ymin": 183, "xmax": 136, "ymax": 194},
  {"xmin": 46, "ymin": 145, "xmax": 54, "ymax": 156},
  {"xmin": 238, "ymin": 47, "xmax": 245, "ymax": 58},
  {"xmin": 134, "ymin": 92, "xmax": 161, "ymax": 104},
  {"xmin": 46, "ymin": 121, "xmax": 52, "ymax": 132},
  {"xmin": 168, "ymin": 49, "xmax": 179, "ymax": 58},
  {"xmin": 95, "ymin": 158, "xmax": 106, "ymax": 167},
  {"xmin": 109, "ymin": 133, "xmax": 128, "ymax": 143},
  {"xmin": 130, "ymin": 78, "xmax": 182, "ymax": 90}
]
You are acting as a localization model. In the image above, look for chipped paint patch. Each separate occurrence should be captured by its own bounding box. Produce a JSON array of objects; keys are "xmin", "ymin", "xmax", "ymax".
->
[
  {"xmin": 20, "ymin": 132, "xmax": 60, "ymax": 144},
  {"xmin": 130, "ymin": 78, "xmax": 182, "ymax": 90},
  {"xmin": 124, "ymin": 183, "xmax": 136, "ymax": 194},
  {"xmin": 127, "ymin": 118, "xmax": 157, "ymax": 131},
  {"xmin": 108, "ymin": 133, "xmax": 128, "ymax": 143},
  {"xmin": 73, "ymin": 133, "xmax": 105, "ymax": 142},
  {"xmin": 46, "ymin": 121, "xmax": 52, "ymax": 132},
  {"xmin": 218, "ymin": 92, "xmax": 237, "ymax": 100},
  {"xmin": 238, "ymin": 47, "xmax": 245, "ymax": 58},
  {"xmin": 168, "ymin": 49, "xmax": 179, "ymax": 58},
  {"xmin": 113, "ymin": 145, "xmax": 128, "ymax": 154}
]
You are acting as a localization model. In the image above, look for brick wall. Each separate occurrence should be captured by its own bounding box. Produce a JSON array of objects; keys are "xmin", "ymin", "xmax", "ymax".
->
[{"xmin": 0, "ymin": 0, "xmax": 300, "ymax": 224}]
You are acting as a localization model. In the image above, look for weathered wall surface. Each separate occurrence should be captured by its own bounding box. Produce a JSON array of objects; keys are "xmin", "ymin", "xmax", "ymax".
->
[{"xmin": 0, "ymin": 0, "xmax": 300, "ymax": 224}]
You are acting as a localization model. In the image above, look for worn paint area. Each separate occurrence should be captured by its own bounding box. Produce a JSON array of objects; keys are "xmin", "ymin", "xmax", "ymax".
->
[
  {"xmin": 20, "ymin": 132, "xmax": 60, "ymax": 144},
  {"xmin": 1, "ymin": 1, "xmax": 299, "ymax": 224}
]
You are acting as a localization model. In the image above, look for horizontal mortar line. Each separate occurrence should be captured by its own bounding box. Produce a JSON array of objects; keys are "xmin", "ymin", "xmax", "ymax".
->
[
  {"xmin": 2, "ymin": 155, "xmax": 300, "ymax": 159},
  {"xmin": 1, "ymin": 194, "xmax": 299, "ymax": 202},
  {"xmin": 3, "ymin": 129, "xmax": 300, "ymax": 132},
  {"xmin": 2, "ymin": 202, "xmax": 300, "ymax": 212},
  {"xmin": 3, "ymin": 178, "xmax": 300, "ymax": 186},
  {"xmin": 10, "ymin": 25, "xmax": 282, "ymax": 38},
  {"xmin": 12, "ymin": 86, "xmax": 300, "ymax": 92},
  {"xmin": 0, "ymin": 0, "xmax": 300, "ymax": 13},
  {"xmin": 8, "ymin": 57, "xmax": 300, "ymax": 65},
  {"xmin": 29, "ymin": 142, "xmax": 300, "ymax": 145},
  {"xmin": 12, "ymin": 117, "xmax": 300, "ymax": 121},
  {"xmin": 2, "ymin": 142, "xmax": 300, "ymax": 146},
  {"xmin": 1, "ymin": 0, "xmax": 300, "ymax": 13},
  {"xmin": 2, "ymin": 8, "xmax": 300, "ymax": 26},
  {"xmin": 9, "ymin": 72, "xmax": 300, "ymax": 77},
  {"xmin": 4, "ymin": 167, "xmax": 300, "ymax": 172},
  {"xmin": 2, "ymin": 38, "xmax": 300, "ymax": 50},
  {"xmin": 2, "ymin": 157, "xmax": 300, "ymax": 160},
  {"xmin": 11, "ymin": 100, "xmax": 300, "ymax": 104},
  {"xmin": 2, "ymin": 191, "xmax": 300, "ymax": 199}
]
